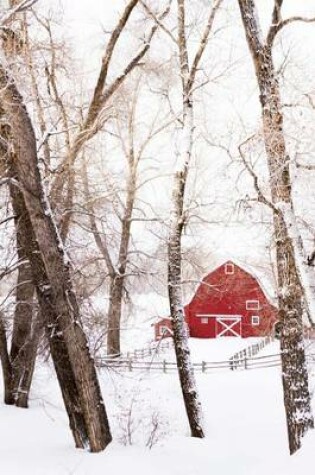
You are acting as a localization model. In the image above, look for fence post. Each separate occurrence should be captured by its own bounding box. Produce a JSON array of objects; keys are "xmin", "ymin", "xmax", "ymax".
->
[
  {"xmin": 163, "ymin": 360, "xmax": 167, "ymax": 373},
  {"xmin": 244, "ymin": 356, "xmax": 247, "ymax": 370},
  {"xmin": 128, "ymin": 359, "xmax": 132, "ymax": 372},
  {"xmin": 202, "ymin": 361, "xmax": 206, "ymax": 373}
]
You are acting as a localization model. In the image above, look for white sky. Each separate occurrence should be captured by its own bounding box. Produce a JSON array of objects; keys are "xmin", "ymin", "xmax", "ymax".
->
[{"xmin": 35, "ymin": 0, "xmax": 315, "ymax": 281}]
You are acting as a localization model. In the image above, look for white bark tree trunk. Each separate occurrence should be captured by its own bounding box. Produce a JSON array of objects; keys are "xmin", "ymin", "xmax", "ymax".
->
[{"xmin": 168, "ymin": 98, "xmax": 204, "ymax": 438}]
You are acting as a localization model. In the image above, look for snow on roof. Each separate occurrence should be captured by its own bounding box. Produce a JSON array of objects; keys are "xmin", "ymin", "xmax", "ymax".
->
[
  {"xmin": 203, "ymin": 256, "xmax": 278, "ymax": 306},
  {"xmin": 148, "ymin": 256, "xmax": 278, "ymax": 325}
]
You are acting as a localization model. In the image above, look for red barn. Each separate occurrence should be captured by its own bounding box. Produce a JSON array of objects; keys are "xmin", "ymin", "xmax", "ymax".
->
[{"xmin": 154, "ymin": 261, "xmax": 278, "ymax": 340}]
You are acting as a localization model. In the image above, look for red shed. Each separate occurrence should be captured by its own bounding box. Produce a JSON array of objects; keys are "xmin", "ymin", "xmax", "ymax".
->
[{"xmin": 155, "ymin": 261, "xmax": 278, "ymax": 340}]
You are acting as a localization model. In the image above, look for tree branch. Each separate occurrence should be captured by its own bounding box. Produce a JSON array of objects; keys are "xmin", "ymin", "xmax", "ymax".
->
[
  {"xmin": 238, "ymin": 136, "xmax": 278, "ymax": 213},
  {"xmin": 188, "ymin": 0, "xmax": 223, "ymax": 92},
  {"xmin": 267, "ymin": 11, "xmax": 315, "ymax": 47},
  {"xmin": 0, "ymin": 0, "xmax": 38, "ymax": 26},
  {"xmin": 140, "ymin": 0, "xmax": 176, "ymax": 44}
]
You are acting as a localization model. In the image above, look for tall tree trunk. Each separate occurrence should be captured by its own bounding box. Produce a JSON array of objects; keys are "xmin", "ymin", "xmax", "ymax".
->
[
  {"xmin": 168, "ymin": 98, "xmax": 204, "ymax": 439},
  {"xmin": 106, "ymin": 182, "xmax": 135, "ymax": 356},
  {"xmin": 107, "ymin": 275, "xmax": 125, "ymax": 356},
  {"xmin": 166, "ymin": 0, "xmax": 222, "ymax": 439},
  {"xmin": 10, "ymin": 237, "xmax": 38, "ymax": 408},
  {"xmin": 0, "ymin": 111, "xmax": 39, "ymax": 408},
  {"xmin": 1, "ymin": 67, "xmax": 112, "ymax": 452},
  {"xmin": 82, "ymin": 154, "xmax": 135, "ymax": 357},
  {"xmin": 0, "ymin": 312, "xmax": 14, "ymax": 405},
  {"xmin": 237, "ymin": 0, "xmax": 314, "ymax": 454}
]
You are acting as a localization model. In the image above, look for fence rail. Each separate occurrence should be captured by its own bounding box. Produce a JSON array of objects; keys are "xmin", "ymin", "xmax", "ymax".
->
[
  {"xmin": 105, "ymin": 338, "xmax": 173, "ymax": 361},
  {"xmin": 97, "ymin": 336, "xmax": 315, "ymax": 374},
  {"xmin": 229, "ymin": 336, "xmax": 273, "ymax": 370},
  {"xmin": 96, "ymin": 351, "xmax": 315, "ymax": 374}
]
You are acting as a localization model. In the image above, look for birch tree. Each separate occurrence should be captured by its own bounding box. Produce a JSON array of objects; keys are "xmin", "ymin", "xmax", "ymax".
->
[
  {"xmin": 237, "ymin": 0, "xmax": 315, "ymax": 454},
  {"xmin": 167, "ymin": 0, "xmax": 222, "ymax": 438}
]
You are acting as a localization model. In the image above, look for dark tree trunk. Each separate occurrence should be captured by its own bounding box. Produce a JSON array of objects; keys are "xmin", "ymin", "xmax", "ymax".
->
[
  {"xmin": 0, "ymin": 313, "xmax": 14, "ymax": 405},
  {"xmin": 9, "ymin": 168, "xmax": 112, "ymax": 451},
  {"xmin": 107, "ymin": 276, "xmax": 124, "ymax": 357},
  {"xmin": 1, "ymin": 66, "xmax": 112, "ymax": 452},
  {"xmin": 0, "ymin": 113, "xmax": 38, "ymax": 408},
  {"xmin": 10, "ymin": 239, "xmax": 38, "ymax": 408},
  {"xmin": 82, "ymin": 155, "xmax": 135, "ymax": 358},
  {"xmin": 237, "ymin": 0, "xmax": 314, "ymax": 454}
]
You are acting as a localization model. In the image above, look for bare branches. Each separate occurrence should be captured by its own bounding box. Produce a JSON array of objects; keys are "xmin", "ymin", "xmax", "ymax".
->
[
  {"xmin": 54, "ymin": 0, "xmax": 170, "ymax": 199},
  {"xmin": 81, "ymin": 156, "xmax": 115, "ymax": 277},
  {"xmin": 140, "ymin": 0, "xmax": 176, "ymax": 44},
  {"xmin": 0, "ymin": 0, "xmax": 38, "ymax": 26},
  {"xmin": 238, "ymin": 136, "xmax": 278, "ymax": 214},
  {"xmin": 85, "ymin": 0, "xmax": 140, "ymax": 130},
  {"xmin": 296, "ymin": 162, "xmax": 315, "ymax": 171},
  {"xmin": 267, "ymin": 1, "xmax": 315, "ymax": 47},
  {"xmin": 188, "ymin": 0, "xmax": 223, "ymax": 92}
]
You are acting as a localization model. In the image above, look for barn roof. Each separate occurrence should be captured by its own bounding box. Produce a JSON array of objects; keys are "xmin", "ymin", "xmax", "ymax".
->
[
  {"xmin": 201, "ymin": 257, "xmax": 277, "ymax": 305},
  {"xmin": 152, "ymin": 258, "xmax": 278, "ymax": 324}
]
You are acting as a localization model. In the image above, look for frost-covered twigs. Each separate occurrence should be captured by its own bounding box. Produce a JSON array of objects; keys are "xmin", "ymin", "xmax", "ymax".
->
[{"xmin": 0, "ymin": 0, "xmax": 38, "ymax": 27}]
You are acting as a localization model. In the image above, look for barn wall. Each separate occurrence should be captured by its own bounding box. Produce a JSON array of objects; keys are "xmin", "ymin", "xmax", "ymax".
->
[
  {"xmin": 154, "ymin": 261, "xmax": 278, "ymax": 340},
  {"xmin": 187, "ymin": 262, "xmax": 277, "ymax": 338}
]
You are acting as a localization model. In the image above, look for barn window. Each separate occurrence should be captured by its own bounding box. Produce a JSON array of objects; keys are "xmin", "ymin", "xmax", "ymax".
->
[
  {"xmin": 251, "ymin": 315, "xmax": 260, "ymax": 326},
  {"xmin": 201, "ymin": 317, "xmax": 208, "ymax": 324},
  {"xmin": 246, "ymin": 300, "xmax": 260, "ymax": 310},
  {"xmin": 225, "ymin": 263, "xmax": 235, "ymax": 275}
]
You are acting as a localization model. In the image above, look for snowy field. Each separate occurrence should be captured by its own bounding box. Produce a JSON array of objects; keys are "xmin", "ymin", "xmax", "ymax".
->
[
  {"xmin": 1, "ymin": 337, "xmax": 315, "ymax": 474},
  {"xmin": 160, "ymin": 337, "xmax": 263, "ymax": 362}
]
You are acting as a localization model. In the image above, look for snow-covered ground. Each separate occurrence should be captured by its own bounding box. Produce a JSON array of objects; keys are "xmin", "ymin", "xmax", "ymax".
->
[
  {"xmin": 160, "ymin": 337, "xmax": 263, "ymax": 362},
  {"xmin": 1, "ymin": 337, "xmax": 315, "ymax": 474}
]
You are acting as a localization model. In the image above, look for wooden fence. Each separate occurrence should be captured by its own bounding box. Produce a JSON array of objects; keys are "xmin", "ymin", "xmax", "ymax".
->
[
  {"xmin": 124, "ymin": 338, "xmax": 173, "ymax": 360},
  {"xmin": 229, "ymin": 336, "xmax": 274, "ymax": 370},
  {"xmin": 96, "ymin": 336, "xmax": 315, "ymax": 374},
  {"xmin": 96, "ymin": 351, "xmax": 315, "ymax": 374}
]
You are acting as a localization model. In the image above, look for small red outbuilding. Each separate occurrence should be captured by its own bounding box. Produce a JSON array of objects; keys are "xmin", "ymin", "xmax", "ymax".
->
[{"xmin": 154, "ymin": 261, "xmax": 278, "ymax": 340}]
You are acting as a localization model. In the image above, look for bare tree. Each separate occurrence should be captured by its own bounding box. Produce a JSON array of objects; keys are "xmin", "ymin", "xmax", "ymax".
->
[
  {"xmin": 237, "ymin": 0, "xmax": 315, "ymax": 454},
  {"xmin": 0, "ymin": 61, "xmax": 113, "ymax": 450},
  {"xmin": 167, "ymin": 0, "xmax": 223, "ymax": 438},
  {"xmin": 0, "ymin": 0, "xmax": 114, "ymax": 450},
  {"xmin": 50, "ymin": 0, "xmax": 170, "ymax": 242},
  {"xmin": 80, "ymin": 73, "xmax": 175, "ymax": 356},
  {"xmin": 0, "ymin": 0, "xmax": 42, "ymax": 408}
]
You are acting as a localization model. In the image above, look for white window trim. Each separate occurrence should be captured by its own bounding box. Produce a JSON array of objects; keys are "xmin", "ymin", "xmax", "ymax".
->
[
  {"xmin": 251, "ymin": 315, "xmax": 260, "ymax": 326},
  {"xmin": 246, "ymin": 300, "xmax": 260, "ymax": 311},
  {"xmin": 225, "ymin": 263, "xmax": 235, "ymax": 275},
  {"xmin": 200, "ymin": 317, "xmax": 208, "ymax": 324}
]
